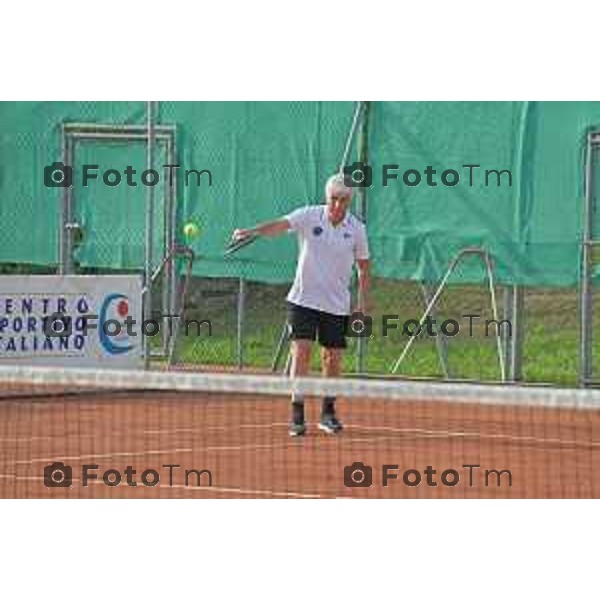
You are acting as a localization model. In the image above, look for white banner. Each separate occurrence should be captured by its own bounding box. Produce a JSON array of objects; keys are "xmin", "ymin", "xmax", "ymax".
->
[{"xmin": 0, "ymin": 275, "xmax": 143, "ymax": 368}]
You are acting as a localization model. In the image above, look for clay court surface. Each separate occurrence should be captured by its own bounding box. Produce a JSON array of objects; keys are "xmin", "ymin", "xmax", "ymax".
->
[{"xmin": 1, "ymin": 389, "xmax": 600, "ymax": 498}]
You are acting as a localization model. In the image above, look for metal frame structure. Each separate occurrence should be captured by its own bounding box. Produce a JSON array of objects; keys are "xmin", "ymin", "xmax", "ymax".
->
[
  {"xmin": 58, "ymin": 119, "xmax": 179, "ymax": 365},
  {"xmin": 420, "ymin": 282, "xmax": 452, "ymax": 378},
  {"xmin": 139, "ymin": 243, "xmax": 196, "ymax": 366},
  {"xmin": 390, "ymin": 247, "xmax": 507, "ymax": 381}
]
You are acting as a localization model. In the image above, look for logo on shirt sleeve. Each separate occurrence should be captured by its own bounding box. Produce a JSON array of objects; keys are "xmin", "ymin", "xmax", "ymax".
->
[{"xmin": 312, "ymin": 226, "xmax": 323, "ymax": 236}]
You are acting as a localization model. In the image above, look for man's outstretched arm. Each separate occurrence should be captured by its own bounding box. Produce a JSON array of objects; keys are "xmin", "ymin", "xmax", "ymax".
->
[{"xmin": 232, "ymin": 218, "xmax": 290, "ymax": 242}]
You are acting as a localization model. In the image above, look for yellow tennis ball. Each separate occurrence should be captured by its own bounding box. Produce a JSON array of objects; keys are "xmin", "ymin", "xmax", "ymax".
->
[{"xmin": 183, "ymin": 222, "xmax": 200, "ymax": 239}]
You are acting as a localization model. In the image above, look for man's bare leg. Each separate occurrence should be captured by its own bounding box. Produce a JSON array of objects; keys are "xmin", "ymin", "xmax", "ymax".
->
[
  {"xmin": 319, "ymin": 346, "xmax": 344, "ymax": 433},
  {"xmin": 289, "ymin": 339, "xmax": 312, "ymax": 436}
]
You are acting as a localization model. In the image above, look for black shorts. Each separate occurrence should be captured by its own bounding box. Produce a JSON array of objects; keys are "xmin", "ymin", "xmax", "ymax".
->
[{"xmin": 287, "ymin": 302, "xmax": 348, "ymax": 349}]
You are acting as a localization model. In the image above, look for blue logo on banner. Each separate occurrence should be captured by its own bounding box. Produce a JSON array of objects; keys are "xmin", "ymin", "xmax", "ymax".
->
[{"xmin": 99, "ymin": 293, "xmax": 133, "ymax": 355}]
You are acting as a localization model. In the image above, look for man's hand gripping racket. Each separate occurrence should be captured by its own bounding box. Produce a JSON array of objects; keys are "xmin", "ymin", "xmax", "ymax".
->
[{"xmin": 225, "ymin": 229, "xmax": 259, "ymax": 256}]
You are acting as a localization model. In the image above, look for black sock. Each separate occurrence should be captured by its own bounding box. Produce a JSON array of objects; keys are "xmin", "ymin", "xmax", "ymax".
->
[
  {"xmin": 322, "ymin": 396, "xmax": 336, "ymax": 417},
  {"xmin": 292, "ymin": 401, "xmax": 305, "ymax": 423}
]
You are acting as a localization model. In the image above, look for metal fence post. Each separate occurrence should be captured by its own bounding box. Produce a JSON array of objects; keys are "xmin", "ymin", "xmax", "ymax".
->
[
  {"xmin": 59, "ymin": 126, "xmax": 76, "ymax": 275},
  {"xmin": 509, "ymin": 285, "xmax": 524, "ymax": 381},
  {"xmin": 59, "ymin": 125, "xmax": 68, "ymax": 274},
  {"xmin": 144, "ymin": 101, "xmax": 156, "ymax": 369},
  {"xmin": 580, "ymin": 133, "xmax": 594, "ymax": 386},
  {"xmin": 356, "ymin": 100, "xmax": 370, "ymax": 374},
  {"xmin": 236, "ymin": 277, "xmax": 246, "ymax": 370},
  {"xmin": 502, "ymin": 285, "xmax": 524, "ymax": 382}
]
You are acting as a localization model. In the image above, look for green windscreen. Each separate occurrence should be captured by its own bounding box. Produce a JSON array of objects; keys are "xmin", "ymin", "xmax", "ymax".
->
[{"xmin": 1, "ymin": 101, "xmax": 599, "ymax": 287}]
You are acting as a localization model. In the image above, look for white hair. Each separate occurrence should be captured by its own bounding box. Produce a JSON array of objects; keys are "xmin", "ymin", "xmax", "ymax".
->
[{"xmin": 325, "ymin": 173, "xmax": 353, "ymax": 199}]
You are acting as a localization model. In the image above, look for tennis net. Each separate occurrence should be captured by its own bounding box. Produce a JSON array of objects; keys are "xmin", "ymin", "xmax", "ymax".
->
[
  {"xmin": 1, "ymin": 364, "xmax": 600, "ymax": 499},
  {"xmin": 2, "ymin": 364, "xmax": 600, "ymax": 407}
]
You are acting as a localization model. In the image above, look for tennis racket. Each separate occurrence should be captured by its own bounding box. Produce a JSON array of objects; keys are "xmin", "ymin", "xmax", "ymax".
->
[{"xmin": 224, "ymin": 232, "xmax": 259, "ymax": 256}]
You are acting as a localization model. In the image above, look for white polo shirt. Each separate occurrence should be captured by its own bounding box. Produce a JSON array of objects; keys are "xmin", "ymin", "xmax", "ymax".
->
[{"xmin": 285, "ymin": 205, "xmax": 370, "ymax": 316}]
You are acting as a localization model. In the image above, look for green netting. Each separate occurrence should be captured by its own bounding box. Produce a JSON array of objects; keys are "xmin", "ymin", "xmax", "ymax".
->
[
  {"xmin": 160, "ymin": 101, "xmax": 353, "ymax": 283},
  {"xmin": 0, "ymin": 101, "xmax": 146, "ymax": 266},
  {"xmin": 1, "ymin": 101, "xmax": 599, "ymax": 287},
  {"xmin": 72, "ymin": 141, "xmax": 168, "ymax": 271}
]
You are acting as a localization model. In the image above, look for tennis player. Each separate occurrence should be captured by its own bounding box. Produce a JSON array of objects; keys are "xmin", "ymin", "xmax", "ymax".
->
[{"xmin": 232, "ymin": 173, "xmax": 370, "ymax": 436}]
